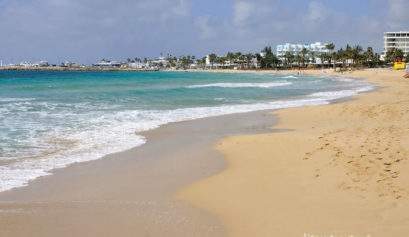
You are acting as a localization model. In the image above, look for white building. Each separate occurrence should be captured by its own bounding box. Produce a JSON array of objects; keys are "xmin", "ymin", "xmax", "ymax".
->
[
  {"xmin": 205, "ymin": 55, "xmax": 240, "ymax": 69},
  {"xmin": 60, "ymin": 61, "xmax": 83, "ymax": 68},
  {"xmin": 382, "ymin": 31, "xmax": 409, "ymax": 60},
  {"xmin": 128, "ymin": 62, "xmax": 148, "ymax": 69},
  {"xmin": 92, "ymin": 60, "xmax": 121, "ymax": 68},
  {"xmin": 39, "ymin": 61, "xmax": 49, "ymax": 67},
  {"xmin": 276, "ymin": 42, "xmax": 329, "ymax": 64},
  {"xmin": 150, "ymin": 56, "xmax": 169, "ymax": 67}
]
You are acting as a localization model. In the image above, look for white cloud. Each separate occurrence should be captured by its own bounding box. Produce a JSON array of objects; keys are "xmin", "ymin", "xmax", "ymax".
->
[
  {"xmin": 386, "ymin": 0, "xmax": 409, "ymax": 28},
  {"xmin": 195, "ymin": 15, "xmax": 216, "ymax": 39},
  {"xmin": 0, "ymin": 0, "xmax": 406, "ymax": 63},
  {"xmin": 307, "ymin": 1, "xmax": 330, "ymax": 22},
  {"xmin": 233, "ymin": 1, "xmax": 255, "ymax": 25},
  {"xmin": 0, "ymin": 0, "xmax": 193, "ymax": 63}
]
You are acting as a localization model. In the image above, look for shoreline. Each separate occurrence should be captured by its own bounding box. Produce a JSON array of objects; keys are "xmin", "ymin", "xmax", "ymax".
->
[
  {"xmin": 0, "ymin": 109, "xmax": 280, "ymax": 237},
  {"xmin": 177, "ymin": 69, "xmax": 409, "ymax": 236},
  {"xmin": 0, "ymin": 69, "xmax": 390, "ymax": 236},
  {"xmin": 0, "ymin": 69, "xmax": 373, "ymax": 194}
]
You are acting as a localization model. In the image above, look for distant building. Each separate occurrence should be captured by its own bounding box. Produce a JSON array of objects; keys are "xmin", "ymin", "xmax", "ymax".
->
[
  {"xmin": 60, "ymin": 61, "xmax": 83, "ymax": 68},
  {"xmin": 128, "ymin": 62, "xmax": 148, "ymax": 69},
  {"xmin": 92, "ymin": 60, "xmax": 121, "ymax": 68},
  {"xmin": 39, "ymin": 61, "xmax": 49, "ymax": 67},
  {"xmin": 150, "ymin": 56, "xmax": 169, "ymax": 67},
  {"xmin": 382, "ymin": 31, "xmax": 409, "ymax": 60},
  {"xmin": 205, "ymin": 54, "xmax": 239, "ymax": 69},
  {"xmin": 20, "ymin": 61, "xmax": 36, "ymax": 67},
  {"xmin": 277, "ymin": 42, "xmax": 329, "ymax": 64}
]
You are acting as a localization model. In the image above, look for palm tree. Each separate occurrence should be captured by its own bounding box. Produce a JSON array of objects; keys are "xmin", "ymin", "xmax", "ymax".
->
[
  {"xmin": 245, "ymin": 53, "xmax": 254, "ymax": 69},
  {"xmin": 326, "ymin": 43, "xmax": 335, "ymax": 69},
  {"xmin": 310, "ymin": 51, "xmax": 316, "ymax": 65},
  {"xmin": 283, "ymin": 52, "xmax": 294, "ymax": 69},
  {"xmin": 301, "ymin": 48, "xmax": 309, "ymax": 68},
  {"xmin": 352, "ymin": 45, "xmax": 363, "ymax": 67},
  {"xmin": 394, "ymin": 49, "xmax": 405, "ymax": 61},
  {"xmin": 234, "ymin": 52, "xmax": 243, "ymax": 69},
  {"xmin": 295, "ymin": 55, "xmax": 303, "ymax": 69},
  {"xmin": 319, "ymin": 52, "xmax": 327, "ymax": 68},
  {"xmin": 201, "ymin": 56, "xmax": 207, "ymax": 67},
  {"xmin": 336, "ymin": 49, "xmax": 343, "ymax": 69},
  {"xmin": 208, "ymin": 53, "xmax": 217, "ymax": 69},
  {"xmin": 364, "ymin": 47, "xmax": 374, "ymax": 67},
  {"xmin": 226, "ymin": 52, "xmax": 235, "ymax": 68},
  {"xmin": 262, "ymin": 46, "xmax": 273, "ymax": 56},
  {"xmin": 261, "ymin": 46, "xmax": 279, "ymax": 69},
  {"xmin": 218, "ymin": 56, "xmax": 226, "ymax": 69},
  {"xmin": 373, "ymin": 53, "xmax": 381, "ymax": 67},
  {"xmin": 345, "ymin": 45, "xmax": 353, "ymax": 67},
  {"xmin": 255, "ymin": 53, "xmax": 262, "ymax": 69}
]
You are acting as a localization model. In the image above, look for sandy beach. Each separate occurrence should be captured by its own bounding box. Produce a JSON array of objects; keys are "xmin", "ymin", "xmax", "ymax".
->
[
  {"xmin": 1, "ymin": 68, "xmax": 408, "ymax": 236},
  {"xmin": 178, "ymin": 69, "xmax": 409, "ymax": 236},
  {"xmin": 0, "ymin": 108, "xmax": 278, "ymax": 237}
]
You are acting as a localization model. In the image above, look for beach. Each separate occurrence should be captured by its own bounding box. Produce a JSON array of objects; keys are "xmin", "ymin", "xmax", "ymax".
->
[
  {"xmin": 178, "ymin": 69, "xmax": 409, "ymax": 236},
  {"xmin": 0, "ymin": 69, "xmax": 407, "ymax": 236},
  {"xmin": 0, "ymin": 109, "xmax": 279, "ymax": 237}
]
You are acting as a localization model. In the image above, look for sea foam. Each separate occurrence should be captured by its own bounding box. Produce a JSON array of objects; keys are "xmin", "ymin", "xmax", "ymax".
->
[{"xmin": 185, "ymin": 82, "xmax": 292, "ymax": 88}]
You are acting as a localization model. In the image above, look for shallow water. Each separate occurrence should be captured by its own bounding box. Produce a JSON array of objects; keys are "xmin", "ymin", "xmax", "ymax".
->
[{"xmin": 0, "ymin": 70, "xmax": 374, "ymax": 192}]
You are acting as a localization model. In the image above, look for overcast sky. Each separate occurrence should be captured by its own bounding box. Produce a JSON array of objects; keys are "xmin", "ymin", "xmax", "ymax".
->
[{"xmin": 0, "ymin": 0, "xmax": 408, "ymax": 64}]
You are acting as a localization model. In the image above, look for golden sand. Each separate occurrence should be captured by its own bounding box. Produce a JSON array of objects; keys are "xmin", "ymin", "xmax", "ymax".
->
[{"xmin": 177, "ymin": 69, "xmax": 409, "ymax": 236}]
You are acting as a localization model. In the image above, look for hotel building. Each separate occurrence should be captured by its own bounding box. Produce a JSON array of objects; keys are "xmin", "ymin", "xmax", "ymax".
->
[
  {"xmin": 382, "ymin": 31, "xmax": 409, "ymax": 59},
  {"xmin": 276, "ymin": 42, "xmax": 329, "ymax": 64}
]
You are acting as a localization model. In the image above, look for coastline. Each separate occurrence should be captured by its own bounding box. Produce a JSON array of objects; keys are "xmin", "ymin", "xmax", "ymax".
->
[
  {"xmin": 177, "ymin": 69, "xmax": 409, "ymax": 236},
  {"xmin": 0, "ymin": 68, "xmax": 400, "ymax": 236},
  {"xmin": 0, "ymin": 110, "xmax": 279, "ymax": 237}
]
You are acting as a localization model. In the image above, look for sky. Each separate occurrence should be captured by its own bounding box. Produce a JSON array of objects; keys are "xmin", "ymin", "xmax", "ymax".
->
[{"xmin": 0, "ymin": 0, "xmax": 408, "ymax": 64}]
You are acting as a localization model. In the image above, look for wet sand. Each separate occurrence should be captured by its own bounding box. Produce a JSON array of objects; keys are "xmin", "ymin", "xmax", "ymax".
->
[
  {"xmin": 178, "ymin": 69, "xmax": 409, "ymax": 236},
  {"xmin": 0, "ymin": 110, "xmax": 277, "ymax": 237}
]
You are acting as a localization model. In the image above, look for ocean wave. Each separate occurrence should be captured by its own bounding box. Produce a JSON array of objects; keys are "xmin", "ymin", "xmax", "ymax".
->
[
  {"xmin": 0, "ymin": 98, "xmax": 36, "ymax": 102},
  {"xmin": 185, "ymin": 82, "xmax": 292, "ymax": 88},
  {"xmin": 333, "ymin": 77, "xmax": 355, "ymax": 82},
  {"xmin": 0, "ymin": 77, "xmax": 376, "ymax": 193},
  {"xmin": 282, "ymin": 75, "xmax": 297, "ymax": 79},
  {"xmin": 0, "ymin": 83, "xmax": 374, "ymax": 192},
  {"xmin": 309, "ymin": 86, "xmax": 374, "ymax": 100}
]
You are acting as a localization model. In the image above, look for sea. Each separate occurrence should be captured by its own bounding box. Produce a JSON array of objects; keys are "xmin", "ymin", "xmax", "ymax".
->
[{"xmin": 0, "ymin": 70, "xmax": 374, "ymax": 192}]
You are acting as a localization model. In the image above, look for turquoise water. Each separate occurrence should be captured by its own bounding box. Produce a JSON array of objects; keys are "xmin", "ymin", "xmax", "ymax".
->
[{"xmin": 0, "ymin": 70, "xmax": 373, "ymax": 192}]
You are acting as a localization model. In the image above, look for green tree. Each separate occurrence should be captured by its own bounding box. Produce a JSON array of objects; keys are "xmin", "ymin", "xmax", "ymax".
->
[
  {"xmin": 261, "ymin": 46, "xmax": 279, "ymax": 69},
  {"xmin": 226, "ymin": 52, "xmax": 235, "ymax": 67},
  {"xmin": 352, "ymin": 45, "xmax": 363, "ymax": 67},
  {"xmin": 310, "ymin": 51, "xmax": 316, "ymax": 64},
  {"xmin": 385, "ymin": 48, "xmax": 404, "ymax": 63},
  {"xmin": 235, "ymin": 52, "xmax": 243, "ymax": 69},
  {"xmin": 208, "ymin": 53, "xmax": 217, "ymax": 69},
  {"xmin": 326, "ymin": 43, "xmax": 335, "ymax": 69},
  {"xmin": 319, "ymin": 52, "xmax": 328, "ymax": 68},
  {"xmin": 295, "ymin": 55, "xmax": 303, "ymax": 69},
  {"xmin": 301, "ymin": 48, "xmax": 310, "ymax": 67},
  {"xmin": 364, "ymin": 47, "xmax": 374, "ymax": 67},
  {"xmin": 283, "ymin": 52, "xmax": 294, "ymax": 69},
  {"xmin": 245, "ymin": 53, "xmax": 254, "ymax": 69},
  {"xmin": 218, "ymin": 56, "xmax": 227, "ymax": 68}
]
